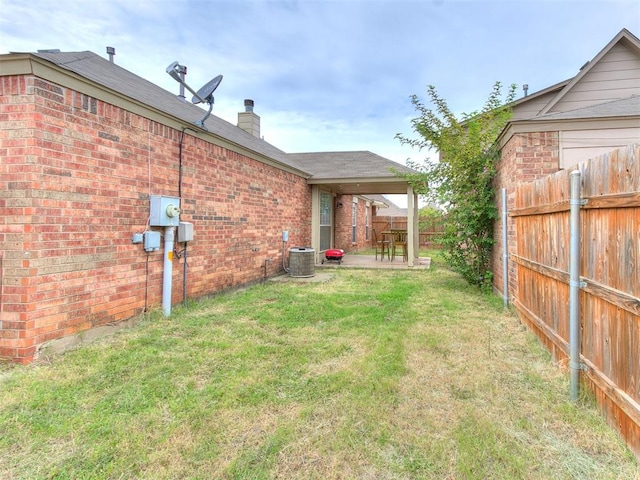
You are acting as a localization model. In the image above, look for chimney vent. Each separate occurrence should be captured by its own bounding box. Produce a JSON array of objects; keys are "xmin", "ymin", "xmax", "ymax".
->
[
  {"xmin": 238, "ymin": 99, "xmax": 260, "ymax": 138},
  {"xmin": 523, "ymin": 84, "xmax": 529, "ymax": 97},
  {"xmin": 106, "ymin": 46, "xmax": 115, "ymax": 63}
]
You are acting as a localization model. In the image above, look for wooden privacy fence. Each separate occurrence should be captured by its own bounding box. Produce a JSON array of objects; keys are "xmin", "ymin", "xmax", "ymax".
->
[
  {"xmin": 372, "ymin": 216, "xmax": 444, "ymax": 246},
  {"xmin": 510, "ymin": 144, "xmax": 639, "ymax": 459}
]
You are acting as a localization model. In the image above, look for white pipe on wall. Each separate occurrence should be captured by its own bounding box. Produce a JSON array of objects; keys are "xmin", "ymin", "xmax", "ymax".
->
[{"xmin": 163, "ymin": 226, "xmax": 175, "ymax": 316}]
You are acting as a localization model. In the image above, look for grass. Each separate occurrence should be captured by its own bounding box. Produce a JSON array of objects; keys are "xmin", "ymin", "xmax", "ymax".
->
[{"xmin": 0, "ymin": 255, "xmax": 638, "ymax": 479}]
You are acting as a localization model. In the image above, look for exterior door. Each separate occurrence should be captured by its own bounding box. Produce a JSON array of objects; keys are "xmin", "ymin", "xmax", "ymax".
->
[{"xmin": 319, "ymin": 191, "xmax": 333, "ymax": 251}]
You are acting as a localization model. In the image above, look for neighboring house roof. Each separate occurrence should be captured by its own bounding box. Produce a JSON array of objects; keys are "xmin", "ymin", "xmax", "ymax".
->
[
  {"xmin": 511, "ymin": 28, "xmax": 640, "ymax": 121},
  {"xmin": 509, "ymin": 79, "xmax": 571, "ymax": 122},
  {"xmin": 363, "ymin": 194, "xmax": 390, "ymax": 208},
  {"xmin": 358, "ymin": 193, "xmax": 407, "ymax": 217},
  {"xmin": 376, "ymin": 195, "xmax": 408, "ymax": 217},
  {"xmin": 498, "ymin": 28, "xmax": 640, "ymax": 164},
  {"xmin": 538, "ymin": 28, "xmax": 640, "ymax": 116}
]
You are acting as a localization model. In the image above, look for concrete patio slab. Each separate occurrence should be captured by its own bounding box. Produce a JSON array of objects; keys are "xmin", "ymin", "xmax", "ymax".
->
[
  {"xmin": 269, "ymin": 255, "xmax": 431, "ymax": 283},
  {"xmin": 317, "ymin": 254, "xmax": 431, "ymax": 270}
]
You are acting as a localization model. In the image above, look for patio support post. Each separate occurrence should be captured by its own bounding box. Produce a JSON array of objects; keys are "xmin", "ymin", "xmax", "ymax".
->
[
  {"xmin": 413, "ymin": 191, "xmax": 419, "ymax": 261},
  {"xmin": 406, "ymin": 184, "xmax": 415, "ymax": 267}
]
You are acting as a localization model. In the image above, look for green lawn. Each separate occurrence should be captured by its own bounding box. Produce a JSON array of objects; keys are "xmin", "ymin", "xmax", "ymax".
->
[{"xmin": 1, "ymin": 260, "xmax": 637, "ymax": 479}]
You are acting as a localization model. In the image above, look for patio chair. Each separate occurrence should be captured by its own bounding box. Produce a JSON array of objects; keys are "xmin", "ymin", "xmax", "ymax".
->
[
  {"xmin": 372, "ymin": 229, "xmax": 390, "ymax": 261},
  {"xmin": 391, "ymin": 230, "xmax": 408, "ymax": 262}
]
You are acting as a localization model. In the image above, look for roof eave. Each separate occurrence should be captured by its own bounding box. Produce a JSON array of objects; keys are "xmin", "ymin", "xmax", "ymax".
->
[
  {"xmin": 538, "ymin": 29, "xmax": 640, "ymax": 115},
  {"xmin": 511, "ymin": 78, "xmax": 571, "ymax": 107},
  {"xmin": 306, "ymin": 176, "xmax": 409, "ymax": 185},
  {"xmin": 0, "ymin": 53, "xmax": 311, "ymax": 178},
  {"xmin": 497, "ymin": 114, "xmax": 640, "ymax": 147}
]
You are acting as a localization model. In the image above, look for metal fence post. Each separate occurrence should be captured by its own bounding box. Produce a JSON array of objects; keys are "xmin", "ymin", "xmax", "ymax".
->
[{"xmin": 569, "ymin": 170, "xmax": 583, "ymax": 402}]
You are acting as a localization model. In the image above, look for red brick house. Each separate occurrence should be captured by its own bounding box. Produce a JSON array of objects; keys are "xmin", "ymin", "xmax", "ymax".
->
[
  {"xmin": 492, "ymin": 28, "xmax": 640, "ymax": 300},
  {"xmin": 286, "ymin": 152, "xmax": 408, "ymax": 253},
  {"xmin": 0, "ymin": 50, "xmax": 419, "ymax": 363},
  {"xmin": 318, "ymin": 193, "xmax": 375, "ymax": 253}
]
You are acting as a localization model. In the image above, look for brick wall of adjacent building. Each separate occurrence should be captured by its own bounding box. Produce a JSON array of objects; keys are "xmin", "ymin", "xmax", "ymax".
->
[
  {"xmin": 491, "ymin": 131, "xmax": 560, "ymax": 300},
  {"xmin": 0, "ymin": 74, "xmax": 311, "ymax": 363}
]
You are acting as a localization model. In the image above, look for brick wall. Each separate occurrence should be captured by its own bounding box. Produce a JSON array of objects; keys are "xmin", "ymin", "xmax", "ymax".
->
[
  {"xmin": 0, "ymin": 75, "xmax": 311, "ymax": 363},
  {"xmin": 333, "ymin": 195, "xmax": 371, "ymax": 252},
  {"xmin": 492, "ymin": 131, "xmax": 560, "ymax": 300}
]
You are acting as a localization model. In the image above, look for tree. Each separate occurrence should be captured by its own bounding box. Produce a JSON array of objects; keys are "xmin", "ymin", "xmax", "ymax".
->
[
  {"xmin": 396, "ymin": 82, "xmax": 517, "ymax": 289},
  {"xmin": 418, "ymin": 205, "xmax": 441, "ymax": 217}
]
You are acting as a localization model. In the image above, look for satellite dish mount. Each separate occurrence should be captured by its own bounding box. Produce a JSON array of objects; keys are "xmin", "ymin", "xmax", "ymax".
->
[{"xmin": 166, "ymin": 61, "xmax": 223, "ymax": 130}]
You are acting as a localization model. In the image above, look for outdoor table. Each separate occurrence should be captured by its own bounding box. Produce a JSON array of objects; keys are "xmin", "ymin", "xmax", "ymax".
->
[{"xmin": 381, "ymin": 230, "xmax": 408, "ymax": 262}]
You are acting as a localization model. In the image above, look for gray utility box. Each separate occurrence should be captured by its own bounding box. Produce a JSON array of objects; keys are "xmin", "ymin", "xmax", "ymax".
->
[
  {"xmin": 149, "ymin": 195, "xmax": 181, "ymax": 227},
  {"xmin": 144, "ymin": 231, "xmax": 161, "ymax": 252},
  {"xmin": 177, "ymin": 222, "xmax": 194, "ymax": 242}
]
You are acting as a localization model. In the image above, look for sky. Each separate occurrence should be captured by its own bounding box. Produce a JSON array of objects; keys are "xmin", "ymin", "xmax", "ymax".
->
[{"xmin": 1, "ymin": 0, "xmax": 639, "ymax": 206}]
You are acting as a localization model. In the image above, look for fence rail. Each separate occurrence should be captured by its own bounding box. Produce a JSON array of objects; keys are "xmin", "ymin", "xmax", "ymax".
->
[
  {"xmin": 511, "ymin": 144, "xmax": 639, "ymax": 458},
  {"xmin": 372, "ymin": 216, "xmax": 444, "ymax": 246}
]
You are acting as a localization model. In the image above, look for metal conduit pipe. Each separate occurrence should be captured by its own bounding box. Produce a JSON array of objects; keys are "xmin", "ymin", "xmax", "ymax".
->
[
  {"xmin": 182, "ymin": 243, "xmax": 188, "ymax": 306},
  {"xmin": 163, "ymin": 226, "xmax": 176, "ymax": 316},
  {"xmin": 282, "ymin": 242, "xmax": 290, "ymax": 273},
  {"xmin": 569, "ymin": 170, "xmax": 583, "ymax": 402}
]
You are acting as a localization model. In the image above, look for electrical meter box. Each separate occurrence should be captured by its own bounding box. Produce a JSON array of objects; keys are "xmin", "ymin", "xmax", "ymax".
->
[
  {"xmin": 177, "ymin": 222, "xmax": 194, "ymax": 242},
  {"xmin": 149, "ymin": 195, "xmax": 181, "ymax": 227}
]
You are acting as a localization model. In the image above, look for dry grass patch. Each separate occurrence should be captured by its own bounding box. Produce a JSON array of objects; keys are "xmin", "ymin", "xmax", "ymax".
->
[
  {"xmin": 393, "ymin": 294, "xmax": 635, "ymax": 479},
  {"xmin": 0, "ymin": 266, "xmax": 637, "ymax": 479}
]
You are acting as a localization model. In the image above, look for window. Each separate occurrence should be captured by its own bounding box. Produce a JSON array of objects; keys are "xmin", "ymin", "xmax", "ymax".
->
[
  {"xmin": 365, "ymin": 205, "xmax": 370, "ymax": 241},
  {"xmin": 352, "ymin": 199, "xmax": 357, "ymax": 243}
]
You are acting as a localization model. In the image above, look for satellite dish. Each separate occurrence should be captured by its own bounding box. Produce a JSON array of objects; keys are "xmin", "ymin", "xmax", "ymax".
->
[
  {"xmin": 166, "ymin": 61, "xmax": 223, "ymax": 130},
  {"xmin": 192, "ymin": 75, "xmax": 223, "ymax": 104}
]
